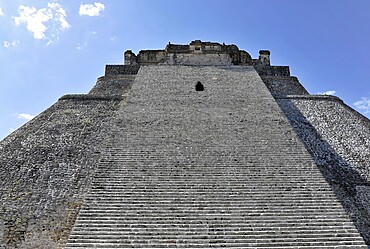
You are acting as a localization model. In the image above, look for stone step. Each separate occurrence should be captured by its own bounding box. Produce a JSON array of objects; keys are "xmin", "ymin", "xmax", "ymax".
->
[
  {"xmin": 70, "ymin": 226, "xmax": 361, "ymax": 234},
  {"xmin": 73, "ymin": 220, "xmax": 355, "ymax": 227},
  {"xmin": 85, "ymin": 192, "xmax": 339, "ymax": 197},
  {"xmin": 68, "ymin": 228, "xmax": 361, "ymax": 234},
  {"xmin": 90, "ymin": 178, "xmax": 327, "ymax": 182},
  {"xmin": 81, "ymin": 200, "xmax": 340, "ymax": 206},
  {"xmin": 64, "ymin": 240, "xmax": 368, "ymax": 249},
  {"xmin": 77, "ymin": 211, "xmax": 349, "ymax": 217},
  {"xmin": 80, "ymin": 203, "xmax": 343, "ymax": 209},
  {"xmin": 66, "ymin": 237, "xmax": 366, "ymax": 244},
  {"xmin": 90, "ymin": 180, "xmax": 329, "ymax": 184},
  {"xmin": 83, "ymin": 194, "xmax": 337, "ymax": 200},
  {"xmin": 75, "ymin": 214, "xmax": 351, "ymax": 220},
  {"xmin": 80, "ymin": 205, "xmax": 342, "ymax": 211},
  {"xmin": 86, "ymin": 188, "xmax": 333, "ymax": 193},
  {"xmin": 96, "ymin": 159, "xmax": 315, "ymax": 163},
  {"xmin": 71, "ymin": 223, "xmax": 359, "ymax": 231},
  {"xmin": 97, "ymin": 157, "xmax": 315, "ymax": 161},
  {"xmin": 88, "ymin": 183, "xmax": 331, "ymax": 188},
  {"xmin": 65, "ymin": 246, "xmax": 367, "ymax": 249},
  {"xmin": 94, "ymin": 169, "xmax": 316, "ymax": 173}
]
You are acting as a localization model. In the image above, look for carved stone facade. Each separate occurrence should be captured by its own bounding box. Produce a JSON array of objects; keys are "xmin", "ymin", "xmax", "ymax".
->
[{"xmin": 124, "ymin": 40, "xmax": 269, "ymax": 66}]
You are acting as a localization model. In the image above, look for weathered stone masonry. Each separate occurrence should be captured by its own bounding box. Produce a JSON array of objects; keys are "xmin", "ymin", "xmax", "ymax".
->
[
  {"xmin": 1, "ymin": 40, "xmax": 369, "ymax": 248},
  {"xmin": 0, "ymin": 75, "xmax": 132, "ymax": 248}
]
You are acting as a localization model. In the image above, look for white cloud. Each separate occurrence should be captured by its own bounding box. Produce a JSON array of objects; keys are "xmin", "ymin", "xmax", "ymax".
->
[
  {"xmin": 354, "ymin": 97, "xmax": 370, "ymax": 114},
  {"xmin": 318, "ymin": 90, "xmax": 336, "ymax": 95},
  {"xmin": 13, "ymin": 3, "xmax": 70, "ymax": 40},
  {"xmin": 14, "ymin": 5, "xmax": 52, "ymax": 39},
  {"xmin": 17, "ymin": 113, "xmax": 35, "ymax": 121},
  {"xmin": 48, "ymin": 3, "xmax": 70, "ymax": 30},
  {"xmin": 0, "ymin": 6, "xmax": 4, "ymax": 16},
  {"xmin": 79, "ymin": 2, "xmax": 105, "ymax": 16},
  {"xmin": 3, "ymin": 41, "xmax": 10, "ymax": 48},
  {"xmin": 3, "ymin": 40, "xmax": 20, "ymax": 48}
]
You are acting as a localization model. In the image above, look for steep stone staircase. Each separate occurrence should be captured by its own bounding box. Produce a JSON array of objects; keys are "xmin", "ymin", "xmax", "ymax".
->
[{"xmin": 65, "ymin": 66, "xmax": 367, "ymax": 248}]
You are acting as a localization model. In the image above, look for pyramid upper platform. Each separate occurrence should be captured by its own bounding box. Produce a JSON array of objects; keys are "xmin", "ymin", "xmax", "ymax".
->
[{"xmin": 124, "ymin": 40, "xmax": 270, "ymax": 66}]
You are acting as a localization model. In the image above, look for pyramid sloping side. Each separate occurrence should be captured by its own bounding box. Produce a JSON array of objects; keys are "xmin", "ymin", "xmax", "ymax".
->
[
  {"xmin": 277, "ymin": 97, "xmax": 370, "ymax": 244},
  {"xmin": 65, "ymin": 66, "xmax": 367, "ymax": 248},
  {"xmin": 0, "ymin": 97, "xmax": 123, "ymax": 248}
]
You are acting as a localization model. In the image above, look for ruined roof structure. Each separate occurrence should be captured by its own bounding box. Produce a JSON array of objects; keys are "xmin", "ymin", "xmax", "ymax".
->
[{"xmin": 1, "ymin": 40, "xmax": 369, "ymax": 248}]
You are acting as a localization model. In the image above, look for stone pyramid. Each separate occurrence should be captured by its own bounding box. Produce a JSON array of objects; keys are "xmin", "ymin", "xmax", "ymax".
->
[{"xmin": 1, "ymin": 41, "xmax": 369, "ymax": 248}]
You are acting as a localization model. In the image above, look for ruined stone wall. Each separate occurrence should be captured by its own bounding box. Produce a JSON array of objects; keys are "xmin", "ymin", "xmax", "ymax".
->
[{"xmin": 277, "ymin": 97, "xmax": 370, "ymax": 244}]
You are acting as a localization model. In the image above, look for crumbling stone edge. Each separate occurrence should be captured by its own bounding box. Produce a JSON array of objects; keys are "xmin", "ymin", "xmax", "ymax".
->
[
  {"xmin": 59, "ymin": 94, "xmax": 124, "ymax": 101},
  {"xmin": 277, "ymin": 94, "xmax": 343, "ymax": 102}
]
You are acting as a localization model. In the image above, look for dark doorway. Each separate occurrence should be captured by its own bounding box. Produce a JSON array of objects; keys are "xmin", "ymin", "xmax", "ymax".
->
[{"xmin": 195, "ymin": 81, "xmax": 204, "ymax": 91}]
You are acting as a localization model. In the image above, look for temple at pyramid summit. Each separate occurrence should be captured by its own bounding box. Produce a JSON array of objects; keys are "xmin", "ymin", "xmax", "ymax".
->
[{"xmin": 0, "ymin": 40, "xmax": 369, "ymax": 248}]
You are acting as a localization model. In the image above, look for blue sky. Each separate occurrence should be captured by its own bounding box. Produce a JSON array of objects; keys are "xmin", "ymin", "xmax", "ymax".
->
[{"xmin": 0, "ymin": 0, "xmax": 370, "ymax": 140}]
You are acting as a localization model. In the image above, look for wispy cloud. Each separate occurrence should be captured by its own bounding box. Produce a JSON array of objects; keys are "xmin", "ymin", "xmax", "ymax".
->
[
  {"xmin": 354, "ymin": 97, "xmax": 370, "ymax": 114},
  {"xmin": 317, "ymin": 90, "xmax": 336, "ymax": 95},
  {"xmin": 49, "ymin": 3, "xmax": 70, "ymax": 30},
  {"xmin": 0, "ymin": 6, "xmax": 4, "ymax": 16},
  {"xmin": 3, "ymin": 40, "xmax": 20, "ymax": 48},
  {"xmin": 13, "ymin": 3, "xmax": 70, "ymax": 41},
  {"xmin": 79, "ymin": 2, "xmax": 105, "ymax": 17},
  {"xmin": 76, "ymin": 30, "xmax": 97, "ymax": 50},
  {"xmin": 17, "ymin": 113, "xmax": 35, "ymax": 121}
]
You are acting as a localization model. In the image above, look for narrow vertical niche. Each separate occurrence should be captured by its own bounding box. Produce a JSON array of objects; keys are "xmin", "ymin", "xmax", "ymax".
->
[{"xmin": 195, "ymin": 81, "xmax": 204, "ymax": 91}]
